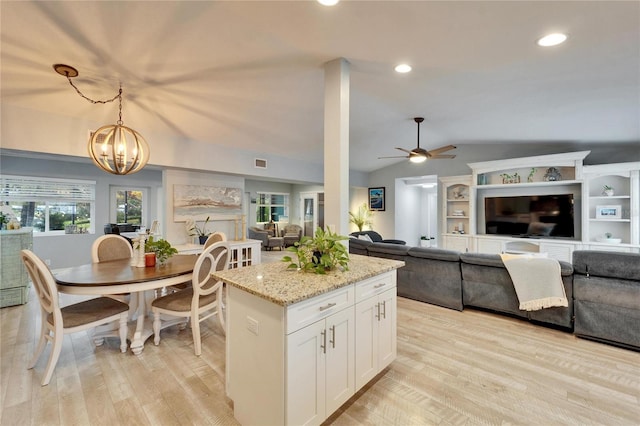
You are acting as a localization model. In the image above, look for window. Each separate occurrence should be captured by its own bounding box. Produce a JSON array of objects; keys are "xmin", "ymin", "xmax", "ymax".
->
[
  {"xmin": 256, "ymin": 192, "xmax": 289, "ymax": 223},
  {"xmin": 110, "ymin": 186, "xmax": 147, "ymax": 226},
  {"xmin": 1, "ymin": 175, "xmax": 95, "ymax": 235}
]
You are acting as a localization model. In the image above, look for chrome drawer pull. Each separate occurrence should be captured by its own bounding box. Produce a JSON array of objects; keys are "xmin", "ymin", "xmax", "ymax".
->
[
  {"xmin": 373, "ymin": 283, "xmax": 386, "ymax": 289},
  {"xmin": 319, "ymin": 302, "xmax": 337, "ymax": 311},
  {"xmin": 320, "ymin": 329, "xmax": 326, "ymax": 354}
]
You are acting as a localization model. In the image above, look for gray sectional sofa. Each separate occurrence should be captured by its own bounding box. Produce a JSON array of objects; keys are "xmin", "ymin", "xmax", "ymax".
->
[{"xmin": 349, "ymin": 238, "xmax": 639, "ymax": 350}]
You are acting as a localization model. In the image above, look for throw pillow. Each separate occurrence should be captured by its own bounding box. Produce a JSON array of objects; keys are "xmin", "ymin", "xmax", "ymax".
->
[{"xmin": 358, "ymin": 234, "xmax": 373, "ymax": 242}]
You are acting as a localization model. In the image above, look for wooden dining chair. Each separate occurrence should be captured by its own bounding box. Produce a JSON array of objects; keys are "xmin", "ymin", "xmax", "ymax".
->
[
  {"xmin": 203, "ymin": 231, "xmax": 227, "ymax": 249},
  {"xmin": 151, "ymin": 241, "xmax": 230, "ymax": 355},
  {"xmin": 21, "ymin": 249, "xmax": 129, "ymax": 386}
]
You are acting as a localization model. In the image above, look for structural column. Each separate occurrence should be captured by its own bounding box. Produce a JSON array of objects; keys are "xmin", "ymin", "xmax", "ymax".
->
[{"xmin": 323, "ymin": 58, "xmax": 350, "ymax": 235}]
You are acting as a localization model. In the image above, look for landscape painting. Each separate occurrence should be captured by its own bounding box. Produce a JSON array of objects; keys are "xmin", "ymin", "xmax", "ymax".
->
[{"xmin": 173, "ymin": 184, "xmax": 242, "ymax": 221}]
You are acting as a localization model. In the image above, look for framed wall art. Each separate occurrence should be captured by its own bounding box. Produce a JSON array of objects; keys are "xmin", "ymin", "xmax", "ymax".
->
[
  {"xmin": 595, "ymin": 205, "xmax": 622, "ymax": 219},
  {"xmin": 173, "ymin": 184, "xmax": 242, "ymax": 221},
  {"xmin": 368, "ymin": 187, "xmax": 385, "ymax": 211}
]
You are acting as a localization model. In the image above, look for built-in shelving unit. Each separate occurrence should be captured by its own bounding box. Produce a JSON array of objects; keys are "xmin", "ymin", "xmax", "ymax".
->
[
  {"xmin": 438, "ymin": 152, "xmax": 640, "ymax": 258},
  {"xmin": 582, "ymin": 162, "xmax": 640, "ymax": 248}
]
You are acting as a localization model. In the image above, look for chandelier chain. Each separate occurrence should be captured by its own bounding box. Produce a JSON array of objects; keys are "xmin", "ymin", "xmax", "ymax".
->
[{"xmin": 65, "ymin": 76, "xmax": 121, "ymax": 105}]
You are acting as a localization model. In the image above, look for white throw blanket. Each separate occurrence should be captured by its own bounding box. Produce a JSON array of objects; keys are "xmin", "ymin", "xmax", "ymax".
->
[{"xmin": 500, "ymin": 254, "xmax": 568, "ymax": 311}]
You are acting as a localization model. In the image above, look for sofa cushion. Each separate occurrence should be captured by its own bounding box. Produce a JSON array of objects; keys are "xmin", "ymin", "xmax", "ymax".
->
[
  {"xmin": 461, "ymin": 252, "xmax": 573, "ymax": 276},
  {"xmin": 408, "ymin": 247, "xmax": 460, "ymax": 262},
  {"xmin": 574, "ymin": 275, "xmax": 640, "ymax": 310},
  {"xmin": 348, "ymin": 237, "xmax": 372, "ymax": 256},
  {"xmin": 367, "ymin": 242, "xmax": 410, "ymax": 258},
  {"xmin": 573, "ymin": 250, "xmax": 640, "ymax": 281}
]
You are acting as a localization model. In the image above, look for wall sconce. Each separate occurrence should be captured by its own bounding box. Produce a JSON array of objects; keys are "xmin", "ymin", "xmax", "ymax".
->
[{"xmin": 54, "ymin": 64, "xmax": 150, "ymax": 175}]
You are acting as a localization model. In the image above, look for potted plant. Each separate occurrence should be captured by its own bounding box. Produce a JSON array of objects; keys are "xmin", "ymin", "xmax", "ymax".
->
[
  {"xmin": 282, "ymin": 227, "xmax": 349, "ymax": 274},
  {"xmin": 420, "ymin": 236, "xmax": 429, "ymax": 248},
  {"xmin": 603, "ymin": 185, "xmax": 615, "ymax": 196},
  {"xmin": 349, "ymin": 203, "xmax": 373, "ymax": 232},
  {"xmin": 145, "ymin": 237, "xmax": 178, "ymax": 265},
  {"xmin": 187, "ymin": 216, "xmax": 211, "ymax": 244}
]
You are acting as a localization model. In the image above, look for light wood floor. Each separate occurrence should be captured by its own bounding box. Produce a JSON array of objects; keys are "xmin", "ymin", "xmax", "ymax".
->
[{"xmin": 2, "ymin": 280, "xmax": 639, "ymax": 425}]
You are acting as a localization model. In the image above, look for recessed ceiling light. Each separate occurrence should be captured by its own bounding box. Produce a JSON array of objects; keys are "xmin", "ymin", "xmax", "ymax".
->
[
  {"xmin": 395, "ymin": 64, "xmax": 412, "ymax": 73},
  {"xmin": 317, "ymin": 0, "xmax": 339, "ymax": 6},
  {"xmin": 537, "ymin": 33, "xmax": 568, "ymax": 47}
]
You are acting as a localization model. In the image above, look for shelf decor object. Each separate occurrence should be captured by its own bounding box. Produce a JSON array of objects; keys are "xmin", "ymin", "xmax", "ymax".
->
[
  {"xmin": 543, "ymin": 167, "xmax": 562, "ymax": 182},
  {"xmin": 53, "ymin": 64, "xmax": 149, "ymax": 175},
  {"xmin": 595, "ymin": 205, "xmax": 622, "ymax": 219},
  {"xmin": 602, "ymin": 185, "xmax": 615, "ymax": 196}
]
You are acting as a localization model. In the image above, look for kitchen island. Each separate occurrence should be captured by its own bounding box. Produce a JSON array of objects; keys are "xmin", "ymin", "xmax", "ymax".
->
[{"xmin": 212, "ymin": 254, "xmax": 404, "ymax": 426}]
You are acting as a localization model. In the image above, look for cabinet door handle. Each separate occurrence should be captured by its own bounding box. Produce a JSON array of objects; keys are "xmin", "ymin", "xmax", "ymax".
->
[
  {"xmin": 373, "ymin": 283, "xmax": 386, "ymax": 289},
  {"xmin": 376, "ymin": 302, "xmax": 380, "ymax": 321},
  {"xmin": 329, "ymin": 325, "xmax": 336, "ymax": 348},
  {"xmin": 319, "ymin": 302, "xmax": 336, "ymax": 312},
  {"xmin": 381, "ymin": 300, "xmax": 386, "ymax": 319},
  {"xmin": 320, "ymin": 329, "xmax": 326, "ymax": 354}
]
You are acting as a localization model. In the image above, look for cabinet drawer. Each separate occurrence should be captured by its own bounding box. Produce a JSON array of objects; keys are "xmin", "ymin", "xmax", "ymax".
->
[
  {"xmin": 355, "ymin": 272, "xmax": 396, "ymax": 302},
  {"xmin": 286, "ymin": 285, "xmax": 354, "ymax": 334}
]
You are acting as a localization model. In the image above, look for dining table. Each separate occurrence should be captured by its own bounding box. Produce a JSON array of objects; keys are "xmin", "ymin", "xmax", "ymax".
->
[{"xmin": 54, "ymin": 254, "xmax": 197, "ymax": 354}]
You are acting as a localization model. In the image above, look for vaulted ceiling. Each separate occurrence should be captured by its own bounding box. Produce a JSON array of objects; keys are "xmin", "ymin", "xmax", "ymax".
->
[{"xmin": 2, "ymin": 1, "xmax": 639, "ymax": 173}]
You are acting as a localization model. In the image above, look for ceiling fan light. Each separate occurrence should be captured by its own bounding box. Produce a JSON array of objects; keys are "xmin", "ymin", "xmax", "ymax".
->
[{"xmin": 409, "ymin": 154, "xmax": 427, "ymax": 163}]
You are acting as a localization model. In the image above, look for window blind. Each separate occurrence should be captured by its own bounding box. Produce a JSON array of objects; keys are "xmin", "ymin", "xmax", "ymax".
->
[{"xmin": 0, "ymin": 175, "xmax": 96, "ymax": 201}]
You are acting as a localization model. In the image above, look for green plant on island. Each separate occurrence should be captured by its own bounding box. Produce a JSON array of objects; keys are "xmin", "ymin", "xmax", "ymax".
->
[
  {"xmin": 282, "ymin": 227, "xmax": 349, "ymax": 274},
  {"xmin": 349, "ymin": 203, "xmax": 373, "ymax": 232},
  {"xmin": 145, "ymin": 237, "xmax": 178, "ymax": 264}
]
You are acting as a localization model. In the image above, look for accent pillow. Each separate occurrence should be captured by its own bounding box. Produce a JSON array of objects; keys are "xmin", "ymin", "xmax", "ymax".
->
[{"xmin": 358, "ymin": 234, "xmax": 373, "ymax": 242}]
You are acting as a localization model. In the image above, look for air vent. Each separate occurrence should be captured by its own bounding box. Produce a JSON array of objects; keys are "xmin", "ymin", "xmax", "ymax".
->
[
  {"xmin": 255, "ymin": 158, "xmax": 267, "ymax": 169},
  {"xmin": 88, "ymin": 130, "xmax": 106, "ymax": 144}
]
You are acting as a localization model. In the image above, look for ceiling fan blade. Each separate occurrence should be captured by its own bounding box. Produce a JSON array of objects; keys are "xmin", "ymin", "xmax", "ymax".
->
[
  {"xmin": 428, "ymin": 145, "xmax": 457, "ymax": 155},
  {"xmin": 395, "ymin": 147, "xmax": 413, "ymax": 154},
  {"xmin": 429, "ymin": 154, "xmax": 456, "ymax": 159},
  {"xmin": 378, "ymin": 155, "xmax": 409, "ymax": 159}
]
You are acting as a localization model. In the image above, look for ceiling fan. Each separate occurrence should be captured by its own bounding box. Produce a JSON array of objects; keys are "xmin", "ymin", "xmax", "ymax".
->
[{"xmin": 379, "ymin": 117, "xmax": 456, "ymax": 163}]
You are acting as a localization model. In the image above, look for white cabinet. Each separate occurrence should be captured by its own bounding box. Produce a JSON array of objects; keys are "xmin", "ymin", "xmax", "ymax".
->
[
  {"xmin": 475, "ymin": 237, "xmax": 505, "ymax": 254},
  {"xmin": 175, "ymin": 239, "xmax": 262, "ymax": 268},
  {"xmin": 442, "ymin": 234, "xmax": 474, "ymax": 253},
  {"xmin": 354, "ymin": 276, "xmax": 396, "ymax": 390},
  {"xmin": 287, "ymin": 306, "xmax": 354, "ymax": 426}
]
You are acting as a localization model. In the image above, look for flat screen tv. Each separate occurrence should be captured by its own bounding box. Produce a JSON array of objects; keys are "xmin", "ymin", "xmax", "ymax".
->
[{"xmin": 484, "ymin": 194, "xmax": 575, "ymax": 238}]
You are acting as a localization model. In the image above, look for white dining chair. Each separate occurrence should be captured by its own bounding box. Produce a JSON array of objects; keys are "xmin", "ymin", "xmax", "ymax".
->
[
  {"xmin": 91, "ymin": 234, "xmax": 134, "ymax": 262},
  {"xmin": 151, "ymin": 241, "xmax": 229, "ymax": 355},
  {"xmin": 203, "ymin": 231, "xmax": 227, "ymax": 249},
  {"xmin": 91, "ymin": 234, "xmax": 137, "ymax": 313},
  {"xmin": 21, "ymin": 249, "xmax": 129, "ymax": 386}
]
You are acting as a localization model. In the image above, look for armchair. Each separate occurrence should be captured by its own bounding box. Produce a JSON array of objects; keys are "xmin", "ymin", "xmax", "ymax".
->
[
  {"xmin": 281, "ymin": 224, "xmax": 302, "ymax": 247},
  {"xmin": 248, "ymin": 226, "xmax": 269, "ymax": 247},
  {"xmin": 248, "ymin": 225, "xmax": 284, "ymax": 250}
]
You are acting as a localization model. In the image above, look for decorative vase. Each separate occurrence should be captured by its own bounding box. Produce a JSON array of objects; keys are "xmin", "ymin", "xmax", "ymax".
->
[
  {"xmin": 199, "ymin": 235, "xmax": 208, "ymax": 245},
  {"xmin": 145, "ymin": 252, "xmax": 156, "ymax": 267},
  {"xmin": 603, "ymin": 189, "xmax": 614, "ymax": 196}
]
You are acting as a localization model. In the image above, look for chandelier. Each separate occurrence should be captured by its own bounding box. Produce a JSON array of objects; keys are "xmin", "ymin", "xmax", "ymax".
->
[{"xmin": 53, "ymin": 64, "xmax": 150, "ymax": 175}]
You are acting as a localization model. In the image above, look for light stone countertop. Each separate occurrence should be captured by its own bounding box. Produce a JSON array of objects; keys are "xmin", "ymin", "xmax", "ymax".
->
[{"xmin": 212, "ymin": 254, "xmax": 405, "ymax": 306}]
